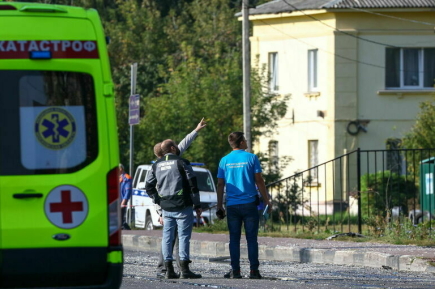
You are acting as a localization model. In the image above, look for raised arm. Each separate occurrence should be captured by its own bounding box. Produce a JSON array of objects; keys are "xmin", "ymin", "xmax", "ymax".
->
[{"xmin": 178, "ymin": 118, "xmax": 207, "ymax": 155}]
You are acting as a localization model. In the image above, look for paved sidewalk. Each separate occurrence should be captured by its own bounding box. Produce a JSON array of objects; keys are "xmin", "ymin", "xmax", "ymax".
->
[{"xmin": 122, "ymin": 230, "xmax": 435, "ymax": 273}]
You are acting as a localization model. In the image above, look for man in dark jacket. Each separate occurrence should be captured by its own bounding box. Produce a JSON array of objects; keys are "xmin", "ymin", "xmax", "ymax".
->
[{"xmin": 145, "ymin": 140, "xmax": 202, "ymax": 279}]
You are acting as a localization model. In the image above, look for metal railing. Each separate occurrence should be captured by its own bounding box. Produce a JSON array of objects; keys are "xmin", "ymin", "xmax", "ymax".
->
[{"xmin": 264, "ymin": 148, "xmax": 435, "ymax": 237}]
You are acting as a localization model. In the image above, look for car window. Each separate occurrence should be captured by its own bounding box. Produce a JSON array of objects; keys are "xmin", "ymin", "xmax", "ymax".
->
[
  {"xmin": 139, "ymin": 169, "xmax": 148, "ymax": 186},
  {"xmin": 0, "ymin": 70, "xmax": 97, "ymax": 175},
  {"xmin": 195, "ymin": 171, "xmax": 215, "ymax": 192},
  {"xmin": 133, "ymin": 168, "xmax": 142, "ymax": 188}
]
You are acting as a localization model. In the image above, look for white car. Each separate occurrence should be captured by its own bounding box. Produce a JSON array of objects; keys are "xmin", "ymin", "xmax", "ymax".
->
[{"xmin": 131, "ymin": 163, "xmax": 217, "ymax": 230}]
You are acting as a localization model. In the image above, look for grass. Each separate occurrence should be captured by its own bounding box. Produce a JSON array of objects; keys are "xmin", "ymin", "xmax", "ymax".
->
[{"xmin": 192, "ymin": 217, "xmax": 435, "ymax": 247}]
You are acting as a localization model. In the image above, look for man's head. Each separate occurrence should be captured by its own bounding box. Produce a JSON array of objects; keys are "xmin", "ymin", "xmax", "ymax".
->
[
  {"xmin": 161, "ymin": 139, "xmax": 181, "ymax": 156},
  {"xmin": 153, "ymin": 142, "xmax": 163, "ymax": 158},
  {"xmin": 228, "ymin": 131, "xmax": 247, "ymax": 150},
  {"xmin": 119, "ymin": 163, "xmax": 125, "ymax": 174}
]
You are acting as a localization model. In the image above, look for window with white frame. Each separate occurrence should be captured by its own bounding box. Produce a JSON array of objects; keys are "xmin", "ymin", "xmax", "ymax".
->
[
  {"xmin": 385, "ymin": 48, "xmax": 435, "ymax": 89},
  {"xmin": 268, "ymin": 52, "xmax": 279, "ymax": 91},
  {"xmin": 308, "ymin": 140, "xmax": 318, "ymax": 182},
  {"xmin": 308, "ymin": 49, "xmax": 318, "ymax": 91}
]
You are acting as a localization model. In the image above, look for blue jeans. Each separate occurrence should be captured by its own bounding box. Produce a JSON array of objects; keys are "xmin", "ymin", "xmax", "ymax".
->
[
  {"xmin": 162, "ymin": 206, "xmax": 193, "ymax": 262},
  {"xmin": 227, "ymin": 201, "xmax": 259, "ymax": 271}
]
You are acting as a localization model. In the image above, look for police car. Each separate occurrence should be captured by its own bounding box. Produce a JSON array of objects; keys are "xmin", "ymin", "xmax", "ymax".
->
[{"xmin": 131, "ymin": 163, "xmax": 217, "ymax": 229}]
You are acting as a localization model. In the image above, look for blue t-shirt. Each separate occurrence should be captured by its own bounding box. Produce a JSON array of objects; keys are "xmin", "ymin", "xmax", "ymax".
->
[
  {"xmin": 120, "ymin": 173, "xmax": 132, "ymax": 201},
  {"xmin": 217, "ymin": 150, "xmax": 262, "ymax": 206}
]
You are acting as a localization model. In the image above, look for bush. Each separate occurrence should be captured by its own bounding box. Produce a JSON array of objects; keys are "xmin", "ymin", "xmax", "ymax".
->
[{"xmin": 360, "ymin": 170, "xmax": 417, "ymax": 218}]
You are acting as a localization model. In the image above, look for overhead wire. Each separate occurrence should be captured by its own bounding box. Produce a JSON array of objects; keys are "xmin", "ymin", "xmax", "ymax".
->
[
  {"xmin": 257, "ymin": 16, "xmax": 435, "ymax": 77},
  {"xmin": 268, "ymin": 0, "xmax": 434, "ymax": 74},
  {"xmin": 280, "ymin": 0, "xmax": 431, "ymax": 48},
  {"xmin": 257, "ymin": 19, "xmax": 386, "ymax": 70},
  {"xmin": 347, "ymin": 7, "xmax": 435, "ymax": 27}
]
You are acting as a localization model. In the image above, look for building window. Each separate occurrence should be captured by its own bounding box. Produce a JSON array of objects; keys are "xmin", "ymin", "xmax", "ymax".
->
[
  {"xmin": 308, "ymin": 140, "xmax": 319, "ymax": 181},
  {"xmin": 386, "ymin": 48, "xmax": 435, "ymax": 89},
  {"xmin": 386, "ymin": 138, "xmax": 404, "ymax": 175},
  {"xmin": 308, "ymin": 49, "xmax": 318, "ymax": 91},
  {"xmin": 268, "ymin": 140, "xmax": 279, "ymax": 169},
  {"xmin": 269, "ymin": 52, "xmax": 279, "ymax": 91}
]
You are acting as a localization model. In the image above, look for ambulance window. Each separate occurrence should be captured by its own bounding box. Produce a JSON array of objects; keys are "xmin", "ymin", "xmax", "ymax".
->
[
  {"xmin": 0, "ymin": 70, "xmax": 98, "ymax": 175},
  {"xmin": 195, "ymin": 171, "xmax": 214, "ymax": 192}
]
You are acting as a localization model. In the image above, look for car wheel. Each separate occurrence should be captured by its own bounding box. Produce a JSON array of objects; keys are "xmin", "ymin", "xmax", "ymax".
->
[{"xmin": 145, "ymin": 214, "xmax": 154, "ymax": 230}]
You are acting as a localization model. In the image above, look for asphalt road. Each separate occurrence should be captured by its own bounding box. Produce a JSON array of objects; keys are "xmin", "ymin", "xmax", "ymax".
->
[{"xmin": 121, "ymin": 248, "xmax": 435, "ymax": 289}]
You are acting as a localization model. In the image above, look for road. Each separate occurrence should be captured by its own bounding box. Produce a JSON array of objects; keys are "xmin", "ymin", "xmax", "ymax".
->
[{"xmin": 121, "ymin": 249, "xmax": 435, "ymax": 289}]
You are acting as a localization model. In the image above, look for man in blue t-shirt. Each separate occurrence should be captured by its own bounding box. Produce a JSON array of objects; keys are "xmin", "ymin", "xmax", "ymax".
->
[{"xmin": 217, "ymin": 131, "xmax": 271, "ymax": 279}]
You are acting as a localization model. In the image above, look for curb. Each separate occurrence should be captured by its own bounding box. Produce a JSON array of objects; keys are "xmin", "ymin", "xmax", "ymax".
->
[{"xmin": 122, "ymin": 235, "xmax": 435, "ymax": 273}]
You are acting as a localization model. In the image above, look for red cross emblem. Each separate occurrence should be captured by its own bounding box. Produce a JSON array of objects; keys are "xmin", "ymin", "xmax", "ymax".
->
[
  {"xmin": 49, "ymin": 190, "xmax": 83, "ymax": 223},
  {"xmin": 44, "ymin": 185, "xmax": 88, "ymax": 229}
]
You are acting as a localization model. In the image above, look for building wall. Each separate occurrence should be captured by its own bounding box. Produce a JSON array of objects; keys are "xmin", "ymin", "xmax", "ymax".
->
[
  {"xmin": 250, "ymin": 10, "xmax": 435, "ymax": 205},
  {"xmin": 335, "ymin": 11, "xmax": 435, "ymax": 152},
  {"xmin": 251, "ymin": 13, "xmax": 336, "ymax": 179}
]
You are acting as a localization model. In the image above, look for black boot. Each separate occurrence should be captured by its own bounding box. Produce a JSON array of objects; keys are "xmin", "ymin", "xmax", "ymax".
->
[
  {"xmin": 180, "ymin": 260, "xmax": 202, "ymax": 279},
  {"xmin": 164, "ymin": 261, "xmax": 179, "ymax": 279}
]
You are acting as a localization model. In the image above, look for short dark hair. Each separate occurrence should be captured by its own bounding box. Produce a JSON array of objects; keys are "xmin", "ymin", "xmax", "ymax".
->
[
  {"xmin": 153, "ymin": 142, "xmax": 163, "ymax": 158},
  {"xmin": 228, "ymin": 131, "xmax": 244, "ymax": 149},
  {"xmin": 161, "ymin": 139, "xmax": 176, "ymax": 155}
]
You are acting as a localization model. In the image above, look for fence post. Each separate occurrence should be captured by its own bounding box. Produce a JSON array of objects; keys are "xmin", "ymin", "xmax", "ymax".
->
[{"xmin": 357, "ymin": 147, "xmax": 362, "ymax": 234}]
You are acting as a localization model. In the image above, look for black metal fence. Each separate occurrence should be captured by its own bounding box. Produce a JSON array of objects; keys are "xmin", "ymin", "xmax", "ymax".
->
[{"xmin": 264, "ymin": 148, "xmax": 435, "ymax": 238}]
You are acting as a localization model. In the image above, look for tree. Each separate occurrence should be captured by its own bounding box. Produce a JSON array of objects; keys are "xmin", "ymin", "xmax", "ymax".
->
[
  {"xmin": 403, "ymin": 101, "xmax": 435, "ymax": 149},
  {"xmin": 134, "ymin": 0, "xmax": 288, "ymax": 177},
  {"xmin": 27, "ymin": 0, "xmax": 289, "ymax": 180},
  {"xmin": 402, "ymin": 101, "xmax": 435, "ymax": 178}
]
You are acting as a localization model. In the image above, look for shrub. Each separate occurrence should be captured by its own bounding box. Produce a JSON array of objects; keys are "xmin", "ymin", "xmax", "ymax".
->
[{"xmin": 360, "ymin": 170, "xmax": 417, "ymax": 219}]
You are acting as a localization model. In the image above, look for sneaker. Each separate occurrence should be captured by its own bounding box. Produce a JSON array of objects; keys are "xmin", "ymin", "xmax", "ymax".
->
[
  {"xmin": 224, "ymin": 269, "xmax": 242, "ymax": 279},
  {"xmin": 249, "ymin": 270, "xmax": 262, "ymax": 279}
]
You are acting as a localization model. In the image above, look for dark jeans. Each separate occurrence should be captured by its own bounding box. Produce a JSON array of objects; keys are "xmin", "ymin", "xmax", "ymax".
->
[
  {"xmin": 157, "ymin": 227, "xmax": 180, "ymax": 272},
  {"xmin": 227, "ymin": 201, "xmax": 259, "ymax": 271},
  {"xmin": 121, "ymin": 206, "xmax": 129, "ymax": 228}
]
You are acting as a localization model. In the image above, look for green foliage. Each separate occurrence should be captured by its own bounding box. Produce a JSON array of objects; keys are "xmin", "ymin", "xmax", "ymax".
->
[
  {"xmin": 402, "ymin": 101, "xmax": 435, "ymax": 179},
  {"xmin": 403, "ymin": 101, "xmax": 435, "ymax": 150},
  {"xmin": 257, "ymin": 152, "xmax": 292, "ymax": 185},
  {"xmin": 193, "ymin": 218, "xmax": 228, "ymax": 233},
  {"xmin": 28, "ymin": 0, "xmax": 289, "ymax": 177},
  {"xmin": 105, "ymin": 0, "xmax": 288, "ymax": 176},
  {"xmin": 270, "ymin": 173, "xmax": 308, "ymax": 224},
  {"xmin": 364, "ymin": 216, "xmax": 435, "ymax": 242},
  {"xmin": 360, "ymin": 170, "xmax": 417, "ymax": 218}
]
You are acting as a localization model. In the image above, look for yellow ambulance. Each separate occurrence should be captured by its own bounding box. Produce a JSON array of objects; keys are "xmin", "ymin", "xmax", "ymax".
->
[{"xmin": 0, "ymin": 2, "xmax": 122, "ymax": 288}]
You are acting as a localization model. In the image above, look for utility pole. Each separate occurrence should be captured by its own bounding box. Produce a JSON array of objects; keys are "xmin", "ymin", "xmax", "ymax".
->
[
  {"xmin": 242, "ymin": 0, "xmax": 252, "ymax": 152},
  {"xmin": 127, "ymin": 62, "xmax": 138, "ymax": 226}
]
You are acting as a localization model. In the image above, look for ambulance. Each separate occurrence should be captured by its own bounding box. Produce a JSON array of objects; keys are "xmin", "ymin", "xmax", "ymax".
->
[{"xmin": 0, "ymin": 2, "xmax": 122, "ymax": 288}]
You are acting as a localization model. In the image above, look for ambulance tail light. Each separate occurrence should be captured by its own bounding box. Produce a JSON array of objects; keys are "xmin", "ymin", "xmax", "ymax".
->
[{"xmin": 107, "ymin": 167, "xmax": 121, "ymax": 246}]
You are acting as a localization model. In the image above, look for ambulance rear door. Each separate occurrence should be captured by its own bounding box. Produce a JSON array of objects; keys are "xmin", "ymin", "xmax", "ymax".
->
[
  {"xmin": 0, "ymin": 69, "xmax": 111, "ymax": 287},
  {"xmin": 0, "ymin": 4, "xmax": 120, "ymax": 287}
]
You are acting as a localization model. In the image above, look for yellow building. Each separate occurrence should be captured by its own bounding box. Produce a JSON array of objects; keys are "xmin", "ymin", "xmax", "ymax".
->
[
  {"xmin": 249, "ymin": 0, "xmax": 435, "ymax": 178},
  {"xmin": 246, "ymin": 0, "xmax": 435, "ymax": 214}
]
